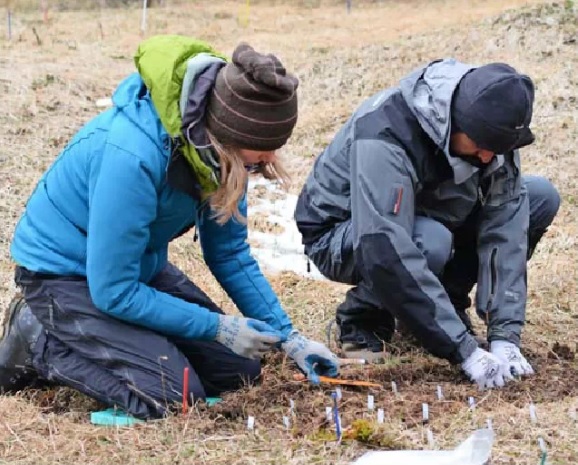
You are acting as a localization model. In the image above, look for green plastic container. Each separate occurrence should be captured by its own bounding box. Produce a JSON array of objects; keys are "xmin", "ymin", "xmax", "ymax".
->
[
  {"xmin": 90, "ymin": 408, "xmax": 144, "ymax": 426},
  {"xmin": 91, "ymin": 398, "xmax": 222, "ymax": 426}
]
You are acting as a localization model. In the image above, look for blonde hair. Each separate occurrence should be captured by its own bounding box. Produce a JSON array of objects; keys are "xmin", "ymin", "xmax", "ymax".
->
[{"xmin": 206, "ymin": 130, "xmax": 290, "ymax": 225}]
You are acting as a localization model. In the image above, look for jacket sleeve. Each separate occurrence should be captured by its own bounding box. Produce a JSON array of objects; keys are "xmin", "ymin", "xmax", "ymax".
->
[
  {"xmin": 475, "ymin": 151, "xmax": 529, "ymax": 346},
  {"xmin": 86, "ymin": 143, "xmax": 220, "ymax": 340},
  {"xmin": 350, "ymin": 139, "xmax": 478, "ymax": 364},
  {"xmin": 198, "ymin": 190, "xmax": 294, "ymax": 336}
]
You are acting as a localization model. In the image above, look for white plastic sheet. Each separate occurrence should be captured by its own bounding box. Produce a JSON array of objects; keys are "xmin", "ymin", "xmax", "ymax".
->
[{"xmin": 352, "ymin": 428, "xmax": 494, "ymax": 465}]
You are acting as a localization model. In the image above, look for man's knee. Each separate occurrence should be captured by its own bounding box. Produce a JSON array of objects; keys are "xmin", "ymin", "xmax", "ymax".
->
[
  {"xmin": 413, "ymin": 217, "xmax": 453, "ymax": 276},
  {"xmin": 525, "ymin": 175, "xmax": 561, "ymax": 230},
  {"xmin": 306, "ymin": 220, "xmax": 358, "ymax": 285}
]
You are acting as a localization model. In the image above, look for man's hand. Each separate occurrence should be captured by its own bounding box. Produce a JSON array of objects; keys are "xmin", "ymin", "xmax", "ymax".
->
[
  {"xmin": 215, "ymin": 315, "xmax": 285, "ymax": 360},
  {"xmin": 282, "ymin": 330, "xmax": 340, "ymax": 384},
  {"xmin": 461, "ymin": 347, "xmax": 512, "ymax": 390},
  {"xmin": 491, "ymin": 340, "xmax": 534, "ymax": 377}
]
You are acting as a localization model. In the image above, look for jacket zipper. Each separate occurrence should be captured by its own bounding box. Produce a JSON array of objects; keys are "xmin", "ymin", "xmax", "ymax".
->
[
  {"xmin": 477, "ymin": 186, "xmax": 486, "ymax": 207},
  {"xmin": 485, "ymin": 247, "xmax": 498, "ymax": 325},
  {"xmin": 193, "ymin": 200, "xmax": 210, "ymax": 242},
  {"xmin": 169, "ymin": 135, "xmax": 208, "ymax": 243}
]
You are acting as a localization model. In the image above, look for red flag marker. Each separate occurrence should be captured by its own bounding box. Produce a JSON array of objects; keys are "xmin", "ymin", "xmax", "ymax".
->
[{"xmin": 182, "ymin": 367, "xmax": 189, "ymax": 414}]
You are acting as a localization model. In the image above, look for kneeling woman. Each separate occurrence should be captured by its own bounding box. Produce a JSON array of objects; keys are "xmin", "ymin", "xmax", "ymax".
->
[{"xmin": 1, "ymin": 35, "xmax": 338, "ymax": 418}]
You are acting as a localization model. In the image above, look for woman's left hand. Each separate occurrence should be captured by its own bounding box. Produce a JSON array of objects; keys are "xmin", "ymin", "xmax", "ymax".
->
[{"xmin": 282, "ymin": 330, "xmax": 340, "ymax": 384}]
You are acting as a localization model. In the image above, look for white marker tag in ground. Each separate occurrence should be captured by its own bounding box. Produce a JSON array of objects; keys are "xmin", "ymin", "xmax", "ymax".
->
[
  {"xmin": 422, "ymin": 403, "xmax": 429, "ymax": 423},
  {"xmin": 426, "ymin": 428, "xmax": 434, "ymax": 447},
  {"xmin": 538, "ymin": 437, "xmax": 547, "ymax": 453},
  {"xmin": 469, "ymin": 396, "xmax": 476, "ymax": 410},
  {"xmin": 325, "ymin": 406, "xmax": 332, "ymax": 421},
  {"xmin": 377, "ymin": 408, "xmax": 384, "ymax": 424},
  {"xmin": 367, "ymin": 395, "xmax": 374, "ymax": 411},
  {"xmin": 391, "ymin": 381, "xmax": 398, "ymax": 395},
  {"xmin": 290, "ymin": 399, "xmax": 295, "ymax": 414},
  {"xmin": 436, "ymin": 385, "xmax": 443, "ymax": 400},
  {"xmin": 529, "ymin": 403, "xmax": 537, "ymax": 423},
  {"xmin": 247, "ymin": 416, "xmax": 255, "ymax": 430},
  {"xmin": 335, "ymin": 387, "xmax": 342, "ymax": 401},
  {"xmin": 283, "ymin": 416, "xmax": 290, "ymax": 429}
]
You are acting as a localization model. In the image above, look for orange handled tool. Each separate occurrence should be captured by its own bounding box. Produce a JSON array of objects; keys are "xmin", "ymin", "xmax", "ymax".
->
[{"xmin": 293, "ymin": 373, "xmax": 381, "ymax": 388}]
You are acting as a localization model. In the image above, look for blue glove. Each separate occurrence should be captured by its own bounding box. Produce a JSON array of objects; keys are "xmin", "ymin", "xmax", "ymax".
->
[
  {"xmin": 282, "ymin": 330, "xmax": 340, "ymax": 384},
  {"xmin": 215, "ymin": 315, "xmax": 285, "ymax": 360}
]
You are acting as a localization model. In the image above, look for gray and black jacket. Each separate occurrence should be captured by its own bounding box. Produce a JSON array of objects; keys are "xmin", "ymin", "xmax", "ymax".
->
[{"xmin": 295, "ymin": 59, "xmax": 529, "ymax": 364}]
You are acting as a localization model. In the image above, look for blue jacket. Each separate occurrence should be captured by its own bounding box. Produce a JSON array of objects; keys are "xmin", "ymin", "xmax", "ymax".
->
[{"xmin": 11, "ymin": 69, "xmax": 293, "ymax": 341}]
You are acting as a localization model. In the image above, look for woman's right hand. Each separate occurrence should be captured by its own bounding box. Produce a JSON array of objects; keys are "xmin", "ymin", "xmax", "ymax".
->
[{"xmin": 215, "ymin": 315, "xmax": 285, "ymax": 360}]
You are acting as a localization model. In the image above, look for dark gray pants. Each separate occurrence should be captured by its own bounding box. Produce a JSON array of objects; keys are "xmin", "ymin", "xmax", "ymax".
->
[
  {"xmin": 306, "ymin": 175, "xmax": 560, "ymax": 327},
  {"xmin": 15, "ymin": 263, "xmax": 260, "ymax": 419}
]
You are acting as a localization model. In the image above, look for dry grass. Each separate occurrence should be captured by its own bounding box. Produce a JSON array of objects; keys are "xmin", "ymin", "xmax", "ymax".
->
[{"xmin": 1, "ymin": 0, "xmax": 577, "ymax": 464}]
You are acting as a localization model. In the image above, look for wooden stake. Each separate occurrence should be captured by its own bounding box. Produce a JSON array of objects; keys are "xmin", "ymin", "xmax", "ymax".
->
[
  {"xmin": 7, "ymin": 10, "xmax": 11, "ymax": 41},
  {"xmin": 32, "ymin": 26, "xmax": 42, "ymax": 46},
  {"xmin": 140, "ymin": 0, "xmax": 148, "ymax": 34},
  {"xmin": 41, "ymin": 0, "xmax": 48, "ymax": 23},
  {"xmin": 338, "ymin": 357, "xmax": 366, "ymax": 366}
]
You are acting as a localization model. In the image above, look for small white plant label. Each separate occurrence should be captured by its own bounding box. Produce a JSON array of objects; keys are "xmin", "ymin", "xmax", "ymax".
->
[
  {"xmin": 529, "ymin": 403, "xmax": 537, "ymax": 423},
  {"xmin": 335, "ymin": 388, "xmax": 342, "ymax": 401},
  {"xmin": 436, "ymin": 385, "xmax": 443, "ymax": 400},
  {"xmin": 426, "ymin": 428, "xmax": 434, "ymax": 447}
]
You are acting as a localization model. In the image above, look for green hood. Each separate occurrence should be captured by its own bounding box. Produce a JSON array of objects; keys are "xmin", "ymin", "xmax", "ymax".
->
[{"xmin": 134, "ymin": 35, "xmax": 227, "ymax": 197}]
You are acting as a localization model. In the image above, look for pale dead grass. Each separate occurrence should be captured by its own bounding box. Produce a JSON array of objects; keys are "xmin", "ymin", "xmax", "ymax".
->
[{"xmin": 1, "ymin": 0, "xmax": 578, "ymax": 464}]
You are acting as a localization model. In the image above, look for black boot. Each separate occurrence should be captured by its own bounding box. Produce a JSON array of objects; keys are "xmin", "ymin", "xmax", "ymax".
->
[
  {"xmin": 333, "ymin": 281, "xmax": 396, "ymax": 363},
  {"xmin": 330, "ymin": 318, "xmax": 394, "ymax": 364},
  {"xmin": 0, "ymin": 295, "xmax": 43, "ymax": 393}
]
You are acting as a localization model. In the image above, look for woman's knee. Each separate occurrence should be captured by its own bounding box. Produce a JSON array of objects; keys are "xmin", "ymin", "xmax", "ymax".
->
[
  {"xmin": 240, "ymin": 359, "xmax": 262, "ymax": 384},
  {"xmin": 220, "ymin": 358, "xmax": 262, "ymax": 391}
]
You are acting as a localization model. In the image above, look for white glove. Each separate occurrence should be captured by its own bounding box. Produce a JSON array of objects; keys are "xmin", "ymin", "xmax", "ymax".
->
[
  {"xmin": 461, "ymin": 347, "xmax": 512, "ymax": 390},
  {"xmin": 282, "ymin": 330, "xmax": 340, "ymax": 384},
  {"xmin": 491, "ymin": 340, "xmax": 535, "ymax": 377},
  {"xmin": 215, "ymin": 315, "xmax": 284, "ymax": 360}
]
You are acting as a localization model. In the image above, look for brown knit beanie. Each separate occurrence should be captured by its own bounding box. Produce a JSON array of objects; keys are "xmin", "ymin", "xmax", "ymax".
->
[{"xmin": 206, "ymin": 43, "xmax": 299, "ymax": 151}]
